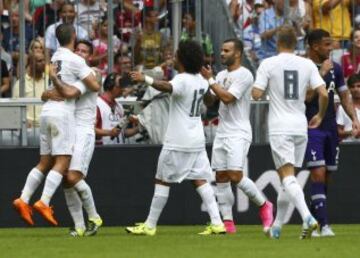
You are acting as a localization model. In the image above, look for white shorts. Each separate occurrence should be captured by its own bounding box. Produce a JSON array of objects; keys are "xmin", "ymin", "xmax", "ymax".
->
[
  {"xmin": 269, "ymin": 134, "xmax": 307, "ymax": 169},
  {"xmin": 39, "ymin": 113, "xmax": 75, "ymax": 156},
  {"xmin": 69, "ymin": 126, "xmax": 95, "ymax": 176},
  {"xmin": 156, "ymin": 149, "xmax": 212, "ymax": 183},
  {"xmin": 212, "ymin": 136, "xmax": 250, "ymax": 171}
]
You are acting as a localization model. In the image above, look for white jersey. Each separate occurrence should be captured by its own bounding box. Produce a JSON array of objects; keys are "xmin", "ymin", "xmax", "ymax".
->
[
  {"xmin": 254, "ymin": 52, "xmax": 325, "ymax": 135},
  {"xmin": 163, "ymin": 73, "xmax": 209, "ymax": 152},
  {"xmin": 96, "ymin": 96, "xmax": 125, "ymax": 145},
  {"xmin": 42, "ymin": 47, "xmax": 93, "ymax": 115},
  {"xmin": 336, "ymin": 105, "xmax": 360, "ymax": 142},
  {"xmin": 72, "ymin": 71, "xmax": 98, "ymax": 127},
  {"xmin": 215, "ymin": 66, "xmax": 253, "ymax": 140}
]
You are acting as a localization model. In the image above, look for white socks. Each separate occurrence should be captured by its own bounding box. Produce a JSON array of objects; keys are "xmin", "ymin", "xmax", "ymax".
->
[
  {"xmin": 238, "ymin": 177, "xmax": 266, "ymax": 207},
  {"xmin": 40, "ymin": 170, "xmax": 63, "ymax": 205},
  {"xmin": 64, "ymin": 187, "xmax": 85, "ymax": 230},
  {"xmin": 273, "ymin": 186, "xmax": 290, "ymax": 228},
  {"xmin": 20, "ymin": 168, "xmax": 45, "ymax": 203},
  {"xmin": 197, "ymin": 183, "xmax": 223, "ymax": 226},
  {"xmin": 216, "ymin": 182, "xmax": 234, "ymax": 221},
  {"xmin": 282, "ymin": 176, "xmax": 311, "ymax": 222},
  {"xmin": 145, "ymin": 184, "xmax": 169, "ymax": 229},
  {"xmin": 74, "ymin": 180, "xmax": 99, "ymax": 220}
]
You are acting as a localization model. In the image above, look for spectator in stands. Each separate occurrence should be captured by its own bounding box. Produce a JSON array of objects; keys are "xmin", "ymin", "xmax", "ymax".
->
[
  {"xmin": 181, "ymin": 10, "xmax": 214, "ymax": 65},
  {"xmin": 355, "ymin": 1, "xmax": 360, "ymax": 30},
  {"xmin": 258, "ymin": 0, "xmax": 285, "ymax": 60},
  {"xmin": 114, "ymin": 53, "xmax": 132, "ymax": 75},
  {"xmin": 227, "ymin": 0, "xmax": 255, "ymax": 31},
  {"xmin": 10, "ymin": 0, "xmax": 33, "ymax": 22},
  {"xmin": 341, "ymin": 28, "xmax": 360, "ymax": 78},
  {"xmin": 242, "ymin": 1, "xmax": 264, "ymax": 67},
  {"xmin": 12, "ymin": 52, "xmax": 47, "ymax": 144},
  {"xmin": 337, "ymin": 74, "xmax": 360, "ymax": 142},
  {"xmin": 2, "ymin": 11, "xmax": 34, "ymax": 72},
  {"xmin": 76, "ymin": 0, "xmax": 105, "ymax": 38},
  {"xmin": 91, "ymin": 18, "xmax": 122, "ymax": 76},
  {"xmin": 114, "ymin": 1, "xmax": 142, "ymax": 43},
  {"xmin": 134, "ymin": 8, "xmax": 164, "ymax": 70},
  {"xmin": 95, "ymin": 72, "xmax": 137, "ymax": 145},
  {"xmin": 288, "ymin": 0, "xmax": 311, "ymax": 54},
  {"xmin": 160, "ymin": 47, "xmax": 176, "ymax": 81},
  {"xmin": 0, "ymin": 58, "xmax": 10, "ymax": 97},
  {"xmin": 312, "ymin": 0, "xmax": 352, "ymax": 49},
  {"xmin": 45, "ymin": 2, "xmax": 88, "ymax": 60},
  {"xmin": 0, "ymin": 30, "xmax": 13, "ymax": 73},
  {"xmin": 33, "ymin": 0, "xmax": 65, "ymax": 37}
]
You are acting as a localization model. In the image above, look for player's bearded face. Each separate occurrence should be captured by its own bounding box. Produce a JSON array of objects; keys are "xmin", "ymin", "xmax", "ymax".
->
[{"xmin": 317, "ymin": 38, "xmax": 333, "ymax": 61}]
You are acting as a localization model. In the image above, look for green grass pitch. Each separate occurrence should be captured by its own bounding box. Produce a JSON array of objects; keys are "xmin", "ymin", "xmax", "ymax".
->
[{"xmin": 0, "ymin": 225, "xmax": 360, "ymax": 258}]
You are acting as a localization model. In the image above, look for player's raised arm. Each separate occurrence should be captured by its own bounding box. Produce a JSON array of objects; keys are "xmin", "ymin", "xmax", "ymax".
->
[{"xmin": 130, "ymin": 71, "xmax": 173, "ymax": 93}]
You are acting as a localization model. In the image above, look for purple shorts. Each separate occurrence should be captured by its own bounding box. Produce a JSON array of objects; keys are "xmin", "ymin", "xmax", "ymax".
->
[{"xmin": 305, "ymin": 128, "xmax": 339, "ymax": 171}]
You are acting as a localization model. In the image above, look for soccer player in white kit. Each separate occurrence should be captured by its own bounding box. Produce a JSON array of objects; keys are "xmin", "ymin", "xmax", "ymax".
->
[
  {"xmin": 13, "ymin": 24, "xmax": 99, "ymax": 226},
  {"xmin": 201, "ymin": 38, "xmax": 273, "ymax": 234},
  {"xmin": 252, "ymin": 26, "xmax": 329, "ymax": 239},
  {"xmin": 126, "ymin": 40, "xmax": 225, "ymax": 235},
  {"xmin": 42, "ymin": 40, "xmax": 103, "ymax": 236}
]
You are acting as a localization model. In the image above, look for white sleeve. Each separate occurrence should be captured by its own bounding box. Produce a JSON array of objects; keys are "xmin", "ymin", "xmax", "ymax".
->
[
  {"xmin": 336, "ymin": 106, "xmax": 345, "ymax": 126},
  {"xmin": 253, "ymin": 61, "xmax": 269, "ymax": 90},
  {"xmin": 72, "ymin": 81, "xmax": 87, "ymax": 95},
  {"xmin": 309, "ymin": 62, "xmax": 325, "ymax": 90},
  {"xmin": 73, "ymin": 57, "xmax": 93, "ymax": 80},
  {"xmin": 170, "ymin": 74, "xmax": 185, "ymax": 97},
  {"xmin": 228, "ymin": 72, "xmax": 254, "ymax": 99}
]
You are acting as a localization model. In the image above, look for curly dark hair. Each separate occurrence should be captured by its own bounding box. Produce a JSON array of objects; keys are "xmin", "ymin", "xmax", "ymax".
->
[{"xmin": 177, "ymin": 40, "xmax": 204, "ymax": 74}]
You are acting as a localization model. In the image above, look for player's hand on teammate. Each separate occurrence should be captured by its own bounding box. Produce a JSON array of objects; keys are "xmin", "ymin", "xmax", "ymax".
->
[
  {"xmin": 129, "ymin": 71, "xmax": 145, "ymax": 83},
  {"xmin": 308, "ymin": 114, "xmax": 323, "ymax": 129},
  {"xmin": 43, "ymin": 89, "xmax": 64, "ymax": 102},
  {"xmin": 319, "ymin": 59, "xmax": 333, "ymax": 77},
  {"xmin": 201, "ymin": 66, "xmax": 213, "ymax": 80}
]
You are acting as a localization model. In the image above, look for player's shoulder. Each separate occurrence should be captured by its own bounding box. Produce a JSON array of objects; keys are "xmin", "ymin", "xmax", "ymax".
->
[{"xmin": 238, "ymin": 66, "xmax": 253, "ymax": 79}]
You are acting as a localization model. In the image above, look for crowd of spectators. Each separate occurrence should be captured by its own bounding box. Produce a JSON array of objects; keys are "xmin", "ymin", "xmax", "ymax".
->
[{"xmin": 1, "ymin": 0, "xmax": 360, "ymax": 145}]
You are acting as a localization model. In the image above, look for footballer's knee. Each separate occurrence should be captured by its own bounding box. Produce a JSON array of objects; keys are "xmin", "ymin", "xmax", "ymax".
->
[
  {"xmin": 65, "ymin": 171, "xmax": 84, "ymax": 187},
  {"xmin": 52, "ymin": 155, "xmax": 71, "ymax": 174},
  {"xmin": 216, "ymin": 171, "xmax": 230, "ymax": 183},
  {"xmin": 36, "ymin": 155, "xmax": 53, "ymax": 173},
  {"xmin": 228, "ymin": 171, "xmax": 243, "ymax": 184},
  {"xmin": 310, "ymin": 167, "xmax": 327, "ymax": 183}
]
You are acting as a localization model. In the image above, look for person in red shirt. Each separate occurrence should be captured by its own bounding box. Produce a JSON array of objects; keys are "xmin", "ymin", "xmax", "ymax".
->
[{"xmin": 341, "ymin": 28, "xmax": 360, "ymax": 78}]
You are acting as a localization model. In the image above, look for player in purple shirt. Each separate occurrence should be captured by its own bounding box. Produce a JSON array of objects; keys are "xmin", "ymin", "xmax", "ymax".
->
[{"xmin": 306, "ymin": 29, "xmax": 360, "ymax": 237}]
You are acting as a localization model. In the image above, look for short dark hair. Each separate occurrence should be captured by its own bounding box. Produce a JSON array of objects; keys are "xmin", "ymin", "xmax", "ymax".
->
[
  {"xmin": 55, "ymin": 23, "xmax": 75, "ymax": 46},
  {"xmin": 76, "ymin": 39, "xmax": 93, "ymax": 55},
  {"xmin": 307, "ymin": 29, "xmax": 331, "ymax": 47},
  {"xmin": 60, "ymin": 2, "xmax": 74, "ymax": 13},
  {"xmin": 223, "ymin": 38, "xmax": 244, "ymax": 55},
  {"xmin": 103, "ymin": 72, "xmax": 119, "ymax": 91},
  {"xmin": 177, "ymin": 40, "xmax": 204, "ymax": 74},
  {"xmin": 277, "ymin": 26, "xmax": 297, "ymax": 50},
  {"xmin": 347, "ymin": 74, "xmax": 360, "ymax": 88}
]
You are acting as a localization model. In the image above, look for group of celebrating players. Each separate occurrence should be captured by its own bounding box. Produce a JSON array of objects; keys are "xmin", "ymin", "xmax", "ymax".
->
[{"xmin": 13, "ymin": 23, "xmax": 359, "ymax": 239}]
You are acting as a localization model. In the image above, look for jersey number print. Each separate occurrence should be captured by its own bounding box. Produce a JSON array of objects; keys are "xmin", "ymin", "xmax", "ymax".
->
[
  {"xmin": 284, "ymin": 70, "xmax": 299, "ymax": 100},
  {"xmin": 190, "ymin": 89, "xmax": 205, "ymax": 117}
]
